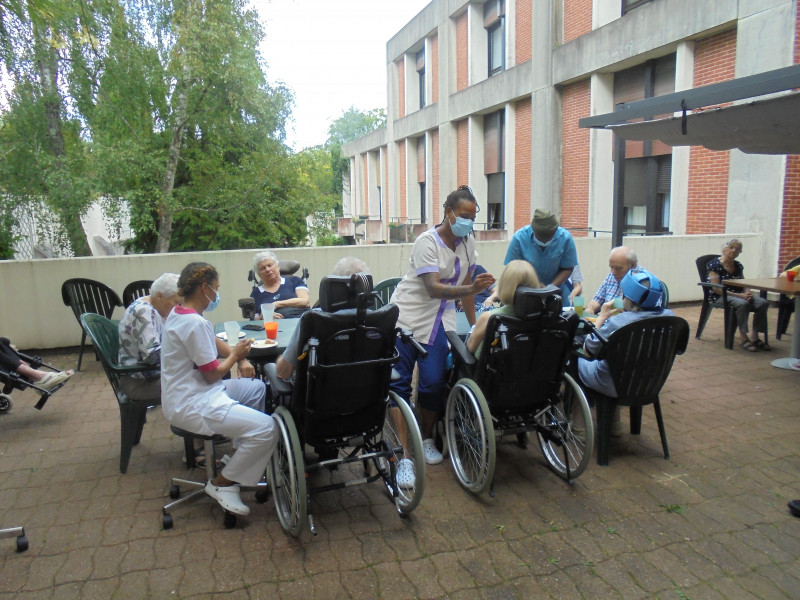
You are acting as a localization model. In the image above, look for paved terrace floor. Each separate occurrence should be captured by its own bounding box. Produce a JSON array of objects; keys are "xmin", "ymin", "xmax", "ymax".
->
[{"xmin": 0, "ymin": 304, "xmax": 798, "ymax": 600}]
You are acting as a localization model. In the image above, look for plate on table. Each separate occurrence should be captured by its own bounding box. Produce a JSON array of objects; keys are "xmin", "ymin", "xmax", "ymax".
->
[
  {"xmin": 216, "ymin": 331, "xmax": 246, "ymax": 341},
  {"xmin": 250, "ymin": 339, "xmax": 278, "ymax": 349}
]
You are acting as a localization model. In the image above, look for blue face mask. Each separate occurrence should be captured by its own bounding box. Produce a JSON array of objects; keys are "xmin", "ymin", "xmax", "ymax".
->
[
  {"xmin": 449, "ymin": 214, "xmax": 474, "ymax": 237},
  {"xmin": 204, "ymin": 284, "xmax": 220, "ymax": 312}
]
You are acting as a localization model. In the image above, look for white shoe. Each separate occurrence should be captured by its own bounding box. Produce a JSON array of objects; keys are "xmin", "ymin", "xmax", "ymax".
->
[
  {"xmin": 611, "ymin": 420, "xmax": 624, "ymax": 438},
  {"xmin": 204, "ymin": 481, "xmax": 250, "ymax": 516},
  {"xmin": 396, "ymin": 458, "xmax": 415, "ymax": 489},
  {"xmin": 423, "ymin": 438, "xmax": 443, "ymax": 465},
  {"xmin": 37, "ymin": 371, "xmax": 73, "ymax": 391}
]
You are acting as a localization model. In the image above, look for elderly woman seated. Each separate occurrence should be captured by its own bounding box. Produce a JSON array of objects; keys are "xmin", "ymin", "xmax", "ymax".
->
[
  {"xmin": 250, "ymin": 250, "xmax": 311, "ymax": 319},
  {"xmin": 466, "ymin": 260, "xmax": 541, "ymax": 357},
  {"xmin": 706, "ymin": 238, "xmax": 770, "ymax": 352},
  {"xmin": 117, "ymin": 272, "xmax": 181, "ymax": 403}
]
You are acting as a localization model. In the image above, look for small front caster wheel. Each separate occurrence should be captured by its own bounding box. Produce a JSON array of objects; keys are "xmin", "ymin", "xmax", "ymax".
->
[
  {"xmin": 223, "ymin": 512, "xmax": 237, "ymax": 529},
  {"xmin": 0, "ymin": 394, "xmax": 12, "ymax": 414},
  {"xmin": 16, "ymin": 534, "xmax": 28, "ymax": 552},
  {"xmin": 169, "ymin": 485, "xmax": 180, "ymax": 499},
  {"xmin": 162, "ymin": 513, "xmax": 173, "ymax": 530},
  {"xmin": 255, "ymin": 489, "xmax": 269, "ymax": 504}
]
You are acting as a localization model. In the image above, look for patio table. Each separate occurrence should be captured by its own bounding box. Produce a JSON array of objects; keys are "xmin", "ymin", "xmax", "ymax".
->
[
  {"xmin": 213, "ymin": 318, "xmax": 300, "ymax": 361},
  {"xmin": 721, "ymin": 277, "xmax": 800, "ymax": 371}
]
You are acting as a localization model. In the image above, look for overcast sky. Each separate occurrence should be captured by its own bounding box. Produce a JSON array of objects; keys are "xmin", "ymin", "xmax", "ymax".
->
[{"xmin": 254, "ymin": 0, "xmax": 432, "ymax": 151}]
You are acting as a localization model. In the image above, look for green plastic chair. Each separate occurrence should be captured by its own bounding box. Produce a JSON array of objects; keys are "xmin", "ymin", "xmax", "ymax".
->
[
  {"xmin": 372, "ymin": 277, "xmax": 402, "ymax": 309},
  {"xmin": 80, "ymin": 313, "xmax": 160, "ymax": 473}
]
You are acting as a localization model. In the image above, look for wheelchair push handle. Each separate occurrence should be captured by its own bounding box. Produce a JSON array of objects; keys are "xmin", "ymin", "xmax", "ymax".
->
[{"xmin": 398, "ymin": 328, "xmax": 428, "ymax": 358}]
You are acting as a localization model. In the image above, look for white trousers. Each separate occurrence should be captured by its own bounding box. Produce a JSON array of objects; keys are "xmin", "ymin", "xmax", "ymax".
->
[{"xmin": 204, "ymin": 378, "xmax": 276, "ymax": 487}]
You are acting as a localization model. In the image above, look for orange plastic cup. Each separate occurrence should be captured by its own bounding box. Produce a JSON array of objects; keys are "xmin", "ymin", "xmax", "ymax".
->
[
  {"xmin": 787, "ymin": 270, "xmax": 796, "ymax": 282},
  {"xmin": 264, "ymin": 321, "xmax": 279, "ymax": 340}
]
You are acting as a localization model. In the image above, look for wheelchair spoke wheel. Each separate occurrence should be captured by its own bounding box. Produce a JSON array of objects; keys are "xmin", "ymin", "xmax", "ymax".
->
[
  {"xmin": 381, "ymin": 392, "xmax": 425, "ymax": 514},
  {"xmin": 267, "ymin": 406, "xmax": 307, "ymax": 536},
  {"xmin": 536, "ymin": 372, "xmax": 593, "ymax": 481},
  {"xmin": 445, "ymin": 379, "xmax": 495, "ymax": 495}
]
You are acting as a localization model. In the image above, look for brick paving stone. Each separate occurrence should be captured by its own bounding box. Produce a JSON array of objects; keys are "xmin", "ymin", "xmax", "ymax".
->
[
  {"xmin": 0, "ymin": 305, "xmax": 797, "ymax": 599},
  {"xmin": 400, "ymin": 556, "xmax": 446, "ymax": 598}
]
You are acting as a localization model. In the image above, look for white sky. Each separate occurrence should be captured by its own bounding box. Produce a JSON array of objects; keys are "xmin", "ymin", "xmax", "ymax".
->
[{"xmin": 253, "ymin": 0, "xmax": 432, "ymax": 151}]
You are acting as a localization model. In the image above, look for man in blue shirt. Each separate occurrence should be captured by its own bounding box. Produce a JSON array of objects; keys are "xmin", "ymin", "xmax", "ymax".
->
[{"xmin": 498, "ymin": 209, "xmax": 578, "ymax": 306}]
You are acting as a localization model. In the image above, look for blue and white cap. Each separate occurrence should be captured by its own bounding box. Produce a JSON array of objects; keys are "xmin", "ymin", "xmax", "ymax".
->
[{"xmin": 620, "ymin": 268, "xmax": 664, "ymax": 309}]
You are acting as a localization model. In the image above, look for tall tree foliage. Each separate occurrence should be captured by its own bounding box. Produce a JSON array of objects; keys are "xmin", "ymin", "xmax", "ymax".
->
[{"xmin": 1, "ymin": 0, "xmax": 315, "ymax": 256}]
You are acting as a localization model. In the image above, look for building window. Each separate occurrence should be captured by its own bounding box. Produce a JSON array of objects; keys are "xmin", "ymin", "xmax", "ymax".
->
[
  {"xmin": 614, "ymin": 55, "xmax": 675, "ymax": 235},
  {"xmin": 417, "ymin": 136, "xmax": 426, "ymax": 224},
  {"xmin": 622, "ymin": 0, "xmax": 653, "ymax": 15},
  {"xmin": 417, "ymin": 49, "xmax": 426, "ymax": 110},
  {"xmin": 484, "ymin": 110, "xmax": 505, "ymax": 230},
  {"xmin": 485, "ymin": 0, "xmax": 505, "ymax": 77},
  {"xmin": 622, "ymin": 155, "xmax": 672, "ymax": 235}
]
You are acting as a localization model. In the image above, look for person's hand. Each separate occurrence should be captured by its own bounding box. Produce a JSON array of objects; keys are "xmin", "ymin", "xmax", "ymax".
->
[
  {"xmin": 237, "ymin": 359, "xmax": 255, "ymax": 378},
  {"xmin": 599, "ymin": 299, "xmax": 615, "ymax": 317},
  {"xmin": 482, "ymin": 297, "xmax": 494, "ymax": 307},
  {"xmin": 471, "ymin": 272, "xmax": 496, "ymax": 294},
  {"xmin": 232, "ymin": 338, "xmax": 253, "ymax": 361},
  {"xmin": 744, "ymin": 290, "xmax": 753, "ymax": 303}
]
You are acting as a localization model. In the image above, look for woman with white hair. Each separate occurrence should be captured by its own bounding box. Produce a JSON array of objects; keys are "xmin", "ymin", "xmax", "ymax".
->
[
  {"xmin": 117, "ymin": 272, "xmax": 182, "ymax": 402},
  {"xmin": 250, "ymin": 250, "xmax": 310, "ymax": 319}
]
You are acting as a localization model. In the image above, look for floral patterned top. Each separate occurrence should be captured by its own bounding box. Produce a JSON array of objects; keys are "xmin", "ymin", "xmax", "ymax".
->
[
  {"xmin": 118, "ymin": 298, "xmax": 163, "ymax": 379},
  {"xmin": 706, "ymin": 257, "xmax": 744, "ymax": 303}
]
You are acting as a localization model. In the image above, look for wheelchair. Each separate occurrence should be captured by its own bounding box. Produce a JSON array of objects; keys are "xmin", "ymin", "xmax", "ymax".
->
[
  {"xmin": 263, "ymin": 274, "xmax": 426, "ymax": 537},
  {"xmin": 443, "ymin": 286, "xmax": 593, "ymax": 495},
  {"xmin": 0, "ymin": 338, "xmax": 66, "ymax": 414},
  {"xmin": 238, "ymin": 259, "xmax": 310, "ymax": 319}
]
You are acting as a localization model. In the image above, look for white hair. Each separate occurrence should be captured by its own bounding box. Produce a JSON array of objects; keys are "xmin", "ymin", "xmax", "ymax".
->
[
  {"xmin": 252, "ymin": 250, "xmax": 280, "ymax": 284},
  {"xmin": 150, "ymin": 273, "xmax": 179, "ymax": 297},
  {"xmin": 331, "ymin": 256, "xmax": 370, "ymax": 276}
]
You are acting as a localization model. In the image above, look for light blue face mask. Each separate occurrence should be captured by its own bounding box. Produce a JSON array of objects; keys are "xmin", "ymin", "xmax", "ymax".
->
[
  {"xmin": 449, "ymin": 214, "xmax": 474, "ymax": 237},
  {"xmin": 204, "ymin": 284, "xmax": 220, "ymax": 312}
]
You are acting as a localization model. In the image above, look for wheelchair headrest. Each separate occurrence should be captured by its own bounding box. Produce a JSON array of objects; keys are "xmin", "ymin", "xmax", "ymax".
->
[
  {"xmin": 512, "ymin": 285, "xmax": 563, "ymax": 319},
  {"xmin": 318, "ymin": 273, "xmax": 374, "ymax": 312}
]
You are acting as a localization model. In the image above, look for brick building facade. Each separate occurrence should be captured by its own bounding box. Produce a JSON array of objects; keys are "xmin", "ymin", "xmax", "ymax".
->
[{"xmin": 342, "ymin": 0, "xmax": 799, "ymax": 273}]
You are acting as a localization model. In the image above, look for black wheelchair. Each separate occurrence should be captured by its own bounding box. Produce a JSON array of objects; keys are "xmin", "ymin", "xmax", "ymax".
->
[
  {"xmin": 0, "ymin": 338, "xmax": 66, "ymax": 414},
  {"xmin": 444, "ymin": 286, "xmax": 593, "ymax": 495},
  {"xmin": 263, "ymin": 274, "xmax": 426, "ymax": 536}
]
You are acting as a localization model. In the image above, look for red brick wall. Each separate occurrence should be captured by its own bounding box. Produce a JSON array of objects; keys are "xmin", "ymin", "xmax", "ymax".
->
[
  {"xmin": 516, "ymin": 0, "xmax": 532, "ymax": 64},
  {"xmin": 431, "ymin": 34, "xmax": 439, "ymax": 104},
  {"xmin": 432, "ymin": 129, "xmax": 440, "ymax": 223},
  {"xmin": 561, "ymin": 80, "xmax": 590, "ymax": 235},
  {"xmin": 514, "ymin": 98, "xmax": 532, "ymax": 231},
  {"xmin": 397, "ymin": 58, "xmax": 406, "ymax": 119},
  {"xmin": 399, "ymin": 141, "xmax": 407, "ymax": 221},
  {"xmin": 362, "ymin": 154, "xmax": 369, "ymax": 216},
  {"xmin": 780, "ymin": 156, "xmax": 800, "ymax": 268},
  {"xmin": 456, "ymin": 120, "xmax": 469, "ymax": 185},
  {"xmin": 779, "ymin": 10, "xmax": 800, "ymax": 268},
  {"xmin": 563, "ymin": 0, "xmax": 592, "ymax": 43},
  {"xmin": 456, "ymin": 11, "xmax": 468, "ymax": 92},
  {"xmin": 686, "ymin": 28, "xmax": 737, "ymax": 234}
]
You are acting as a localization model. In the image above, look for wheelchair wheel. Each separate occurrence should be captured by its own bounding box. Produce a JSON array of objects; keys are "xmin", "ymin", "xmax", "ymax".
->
[
  {"xmin": 536, "ymin": 372, "xmax": 593, "ymax": 481},
  {"xmin": 0, "ymin": 394, "xmax": 12, "ymax": 414},
  {"xmin": 445, "ymin": 379, "xmax": 496, "ymax": 495},
  {"xmin": 267, "ymin": 406, "xmax": 307, "ymax": 536},
  {"xmin": 381, "ymin": 392, "xmax": 425, "ymax": 514}
]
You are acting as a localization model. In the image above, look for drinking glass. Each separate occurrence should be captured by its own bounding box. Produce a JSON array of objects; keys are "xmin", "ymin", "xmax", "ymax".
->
[{"xmin": 223, "ymin": 321, "xmax": 241, "ymax": 346}]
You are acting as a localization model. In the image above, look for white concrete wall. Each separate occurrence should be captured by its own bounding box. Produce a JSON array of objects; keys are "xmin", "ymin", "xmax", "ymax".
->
[{"xmin": 1, "ymin": 233, "xmax": 765, "ymax": 350}]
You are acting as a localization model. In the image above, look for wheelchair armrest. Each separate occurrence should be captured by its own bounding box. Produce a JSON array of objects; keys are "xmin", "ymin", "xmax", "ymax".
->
[
  {"xmin": 446, "ymin": 330, "xmax": 476, "ymax": 369},
  {"xmin": 263, "ymin": 362, "xmax": 293, "ymax": 396}
]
